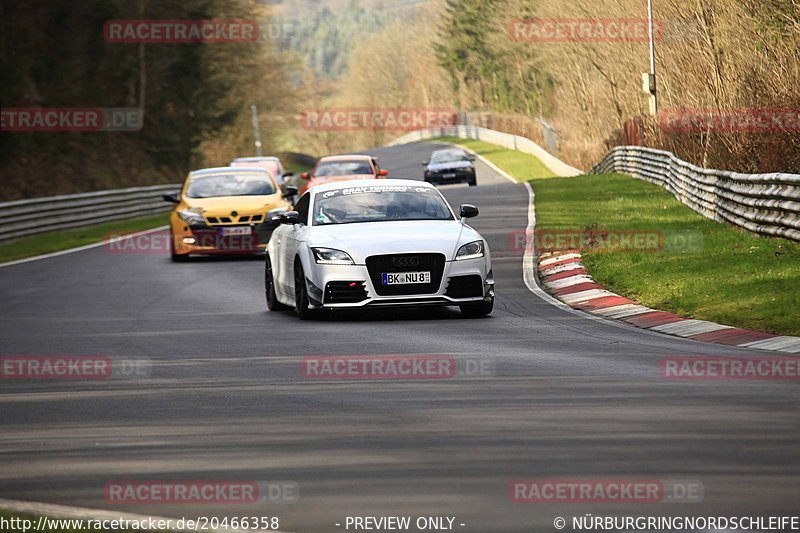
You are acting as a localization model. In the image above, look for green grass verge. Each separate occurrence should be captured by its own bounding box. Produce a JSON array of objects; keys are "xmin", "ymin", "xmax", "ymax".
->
[
  {"xmin": 442, "ymin": 136, "xmax": 800, "ymax": 337},
  {"xmin": 0, "ymin": 213, "xmax": 169, "ymax": 264},
  {"xmin": 435, "ymin": 136, "xmax": 557, "ymax": 181}
]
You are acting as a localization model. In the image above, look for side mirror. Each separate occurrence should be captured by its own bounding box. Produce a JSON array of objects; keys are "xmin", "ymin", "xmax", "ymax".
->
[
  {"xmin": 280, "ymin": 211, "xmax": 301, "ymax": 225},
  {"xmin": 163, "ymin": 192, "xmax": 180, "ymax": 203},
  {"xmin": 300, "ymin": 172, "xmax": 310, "ymax": 179},
  {"xmin": 283, "ymin": 185, "xmax": 299, "ymax": 198},
  {"xmin": 468, "ymin": 155, "xmax": 476, "ymax": 162},
  {"xmin": 378, "ymin": 169, "xmax": 389, "ymax": 177},
  {"xmin": 460, "ymin": 204, "xmax": 479, "ymax": 219},
  {"xmin": 283, "ymin": 171, "xmax": 295, "ymax": 178},
  {"xmin": 421, "ymin": 161, "xmax": 429, "ymax": 166}
]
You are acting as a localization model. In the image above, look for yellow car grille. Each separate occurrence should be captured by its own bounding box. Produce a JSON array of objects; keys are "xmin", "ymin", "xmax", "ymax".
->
[{"xmin": 205, "ymin": 214, "xmax": 264, "ymax": 225}]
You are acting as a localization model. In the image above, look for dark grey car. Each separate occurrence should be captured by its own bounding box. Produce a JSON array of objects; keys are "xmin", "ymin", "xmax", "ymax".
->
[{"xmin": 422, "ymin": 148, "xmax": 477, "ymax": 186}]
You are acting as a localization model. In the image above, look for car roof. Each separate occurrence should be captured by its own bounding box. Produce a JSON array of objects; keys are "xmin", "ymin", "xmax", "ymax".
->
[
  {"xmin": 317, "ymin": 154, "xmax": 373, "ymax": 162},
  {"xmin": 230, "ymin": 156, "xmax": 280, "ymax": 162},
  {"xmin": 189, "ymin": 166, "xmax": 272, "ymax": 177},
  {"xmin": 432, "ymin": 148, "xmax": 467, "ymax": 155},
  {"xmin": 309, "ymin": 178, "xmax": 436, "ymax": 194}
]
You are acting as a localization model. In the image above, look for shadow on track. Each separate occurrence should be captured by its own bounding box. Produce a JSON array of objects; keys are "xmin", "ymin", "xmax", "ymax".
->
[{"xmin": 265, "ymin": 305, "xmax": 493, "ymax": 323}]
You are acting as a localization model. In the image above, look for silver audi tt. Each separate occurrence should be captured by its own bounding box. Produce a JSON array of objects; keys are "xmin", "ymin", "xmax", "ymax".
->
[{"xmin": 265, "ymin": 179, "xmax": 494, "ymax": 319}]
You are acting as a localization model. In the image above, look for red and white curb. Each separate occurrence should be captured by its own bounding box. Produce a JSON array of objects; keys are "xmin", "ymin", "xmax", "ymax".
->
[{"xmin": 538, "ymin": 250, "xmax": 800, "ymax": 354}]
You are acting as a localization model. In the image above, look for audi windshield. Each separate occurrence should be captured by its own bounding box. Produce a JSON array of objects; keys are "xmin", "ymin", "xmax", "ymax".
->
[{"xmin": 312, "ymin": 186, "xmax": 454, "ymax": 226}]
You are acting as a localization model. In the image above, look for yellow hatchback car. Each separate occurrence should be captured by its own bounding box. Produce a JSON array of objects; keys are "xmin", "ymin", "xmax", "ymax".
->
[{"xmin": 163, "ymin": 167, "xmax": 294, "ymax": 261}]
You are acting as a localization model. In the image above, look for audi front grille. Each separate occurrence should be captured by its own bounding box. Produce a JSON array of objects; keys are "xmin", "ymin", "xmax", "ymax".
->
[{"xmin": 365, "ymin": 253, "xmax": 445, "ymax": 296}]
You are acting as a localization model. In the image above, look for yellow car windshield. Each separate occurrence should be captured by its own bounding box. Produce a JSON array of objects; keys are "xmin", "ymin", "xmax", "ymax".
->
[{"xmin": 186, "ymin": 172, "xmax": 276, "ymax": 198}]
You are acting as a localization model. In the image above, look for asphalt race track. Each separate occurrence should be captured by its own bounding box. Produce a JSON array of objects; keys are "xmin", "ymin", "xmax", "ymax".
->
[{"xmin": 1, "ymin": 142, "xmax": 798, "ymax": 532}]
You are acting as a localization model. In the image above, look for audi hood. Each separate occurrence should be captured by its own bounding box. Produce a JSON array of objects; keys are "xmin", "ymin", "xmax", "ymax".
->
[{"xmin": 305, "ymin": 220, "xmax": 484, "ymax": 263}]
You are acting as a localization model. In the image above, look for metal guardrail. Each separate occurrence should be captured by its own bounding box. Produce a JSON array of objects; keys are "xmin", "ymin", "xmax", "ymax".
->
[
  {"xmin": 593, "ymin": 145, "xmax": 800, "ymax": 242},
  {"xmin": 389, "ymin": 125, "xmax": 584, "ymax": 178},
  {"xmin": 0, "ymin": 184, "xmax": 181, "ymax": 243},
  {"xmin": 5, "ymin": 138, "xmax": 797, "ymax": 245},
  {"xmin": 393, "ymin": 125, "xmax": 800, "ymax": 242}
]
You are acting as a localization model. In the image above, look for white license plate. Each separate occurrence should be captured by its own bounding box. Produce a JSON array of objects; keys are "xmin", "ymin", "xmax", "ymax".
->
[
  {"xmin": 442, "ymin": 173, "xmax": 457, "ymax": 178},
  {"xmin": 382, "ymin": 271, "xmax": 431, "ymax": 285},
  {"xmin": 220, "ymin": 227, "xmax": 252, "ymax": 236}
]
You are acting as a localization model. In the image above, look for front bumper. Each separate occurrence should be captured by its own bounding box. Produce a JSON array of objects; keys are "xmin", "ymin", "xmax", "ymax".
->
[
  {"xmin": 424, "ymin": 169, "xmax": 476, "ymax": 184},
  {"xmin": 173, "ymin": 223, "xmax": 274, "ymax": 255},
  {"xmin": 302, "ymin": 257, "xmax": 494, "ymax": 309}
]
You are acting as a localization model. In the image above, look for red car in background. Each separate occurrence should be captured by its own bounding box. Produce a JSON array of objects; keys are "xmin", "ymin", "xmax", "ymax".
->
[
  {"xmin": 299, "ymin": 154, "xmax": 388, "ymax": 194},
  {"xmin": 230, "ymin": 156, "xmax": 294, "ymax": 186}
]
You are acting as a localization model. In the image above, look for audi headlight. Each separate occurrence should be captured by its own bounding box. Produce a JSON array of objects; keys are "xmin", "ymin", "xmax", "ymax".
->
[
  {"xmin": 455, "ymin": 240, "xmax": 484, "ymax": 261},
  {"xmin": 312, "ymin": 247, "xmax": 354, "ymax": 265},
  {"xmin": 177, "ymin": 209, "xmax": 205, "ymax": 225}
]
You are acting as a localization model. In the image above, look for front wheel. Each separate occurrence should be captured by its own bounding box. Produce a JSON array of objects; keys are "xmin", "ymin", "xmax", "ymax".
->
[
  {"xmin": 460, "ymin": 298, "xmax": 493, "ymax": 318},
  {"xmin": 468, "ymin": 176, "xmax": 477, "ymax": 187},
  {"xmin": 294, "ymin": 260, "xmax": 314, "ymax": 320},
  {"xmin": 170, "ymin": 233, "xmax": 189, "ymax": 262},
  {"xmin": 265, "ymin": 255, "xmax": 288, "ymax": 311}
]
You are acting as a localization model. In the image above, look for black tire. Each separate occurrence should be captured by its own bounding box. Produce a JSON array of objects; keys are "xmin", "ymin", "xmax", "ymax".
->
[
  {"xmin": 468, "ymin": 175, "xmax": 477, "ymax": 187},
  {"xmin": 294, "ymin": 259, "xmax": 314, "ymax": 320},
  {"xmin": 170, "ymin": 234, "xmax": 189, "ymax": 262},
  {"xmin": 460, "ymin": 298, "xmax": 493, "ymax": 318},
  {"xmin": 265, "ymin": 255, "xmax": 288, "ymax": 311}
]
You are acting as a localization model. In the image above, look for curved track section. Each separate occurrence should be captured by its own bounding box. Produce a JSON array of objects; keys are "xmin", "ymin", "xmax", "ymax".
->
[{"xmin": 1, "ymin": 142, "xmax": 798, "ymax": 531}]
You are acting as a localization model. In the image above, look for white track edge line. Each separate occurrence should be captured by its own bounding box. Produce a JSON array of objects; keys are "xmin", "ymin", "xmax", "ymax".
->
[
  {"xmin": 516, "ymin": 182, "xmax": 754, "ymax": 344},
  {"xmin": 0, "ymin": 226, "xmax": 169, "ymax": 269},
  {"xmin": 519, "ymin": 181, "xmax": 800, "ymax": 353}
]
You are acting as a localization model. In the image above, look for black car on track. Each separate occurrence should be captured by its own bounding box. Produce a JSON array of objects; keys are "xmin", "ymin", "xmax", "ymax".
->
[{"xmin": 422, "ymin": 148, "xmax": 477, "ymax": 186}]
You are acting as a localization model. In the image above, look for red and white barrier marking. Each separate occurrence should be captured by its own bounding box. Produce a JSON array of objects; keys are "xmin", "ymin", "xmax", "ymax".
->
[{"xmin": 538, "ymin": 251, "xmax": 800, "ymax": 354}]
